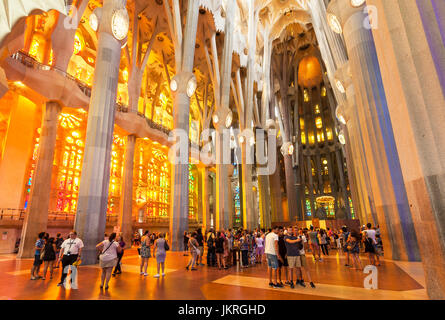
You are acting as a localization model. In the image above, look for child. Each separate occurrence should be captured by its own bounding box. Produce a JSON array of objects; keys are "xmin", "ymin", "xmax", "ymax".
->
[{"xmin": 347, "ymin": 232, "xmax": 363, "ymax": 270}]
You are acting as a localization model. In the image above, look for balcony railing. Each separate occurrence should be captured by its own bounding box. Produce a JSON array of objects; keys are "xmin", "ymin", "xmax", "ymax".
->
[
  {"xmin": 10, "ymin": 51, "xmax": 92, "ymax": 97},
  {"xmin": 10, "ymin": 51, "xmax": 173, "ymax": 135},
  {"xmin": 0, "ymin": 208, "xmax": 25, "ymax": 221}
]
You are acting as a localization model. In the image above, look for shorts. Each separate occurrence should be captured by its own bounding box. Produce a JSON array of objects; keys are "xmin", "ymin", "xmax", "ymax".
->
[
  {"xmin": 33, "ymin": 255, "xmax": 42, "ymax": 266},
  {"xmin": 300, "ymin": 254, "xmax": 307, "ymax": 267},
  {"xmin": 287, "ymin": 256, "xmax": 302, "ymax": 268},
  {"xmin": 156, "ymin": 253, "xmax": 166, "ymax": 263},
  {"xmin": 255, "ymin": 246, "xmax": 264, "ymax": 256},
  {"xmin": 278, "ymin": 256, "xmax": 288, "ymax": 268},
  {"xmin": 266, "ymin": 254, "xmax": 278, "ymax": 270},
  {"xmin": 99, "ymin": 257, "xmax": 117, "ymax": 268}
]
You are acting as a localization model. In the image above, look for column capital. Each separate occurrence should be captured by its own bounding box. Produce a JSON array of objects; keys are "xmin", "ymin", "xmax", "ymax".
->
[
  {"xmin": 326, "ymin": 0, "xmax": 366, "ymax": 34},
  {"xmin": 96, "ymin": 0, "xmax": 129, "ymax": 42}
]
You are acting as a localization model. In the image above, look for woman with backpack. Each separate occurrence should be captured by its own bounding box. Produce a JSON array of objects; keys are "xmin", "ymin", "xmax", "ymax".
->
[
  {"xmin": 41, "ymin": 237, "xmax": 57, "ymax": 280},
  {"xmin": 153, "ymin": 233, "xmax": 168, "ymax": 278}
]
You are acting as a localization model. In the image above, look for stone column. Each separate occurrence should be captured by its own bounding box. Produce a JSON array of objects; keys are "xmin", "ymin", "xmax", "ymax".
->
[
  {"xmin": 74, "ymin": 0, "xmax": 127, "ymax": 265},
  {"xmin": 269, "ymin": 152, "xmax": 283, "ymax": 223},
  {"xmin": 199, "ymin": 167, "xmax": 211, "ymax": 231},
  {"xmin": 335, "ymin": 149, "xmax": 351, "ymax": 219},
  {"xmin": 169, "ymin": 0, "xmax": 200, "ymax": 250},
  {"xmin": 366, "ymin": 0, "xmax": 445, "ymax": 299},
  {"xmin": 307, "ymin": 156, "xmax": 316, "ymax": 217},
  {"xmin": 18, "ymin": 101, "xmax": 61, "ymax": 258},
  {"xmin": 241, "ymin": 142, "xmax": 255, "ymax": 230},
  {"xmin": 118, "ymin": 134, "xmax": 135, "ymax": 245},
  {"xmin": 258, "ymin": 174, "xmax": 271, "ymax": 229},
  {"xmin": 328, "ymin": 0, "xmax": 421, "ymax": 262}
]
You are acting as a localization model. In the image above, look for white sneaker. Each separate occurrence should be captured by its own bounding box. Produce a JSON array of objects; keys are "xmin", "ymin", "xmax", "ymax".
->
[
  {"xmin": 153, "ymin": 274, "xmax": 160, "ymax": 278},
  {"xmin": 144, "ymin": 273, "xmax": 149, "ymax": 276},
  {"xmin": 162, "ymin": 273, "xmax": 165, "ymax": 277},
  {"xmin": 140, "ymin": 272, "xmax": 144, "ymax": 275}
]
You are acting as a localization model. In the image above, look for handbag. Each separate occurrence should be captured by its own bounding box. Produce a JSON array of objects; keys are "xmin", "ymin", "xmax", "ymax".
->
[
  {"xmin": 164, "ymin": 240, "xmax": 170, "ymax": 251},
  {"xmin": 39, "ymin": 242, "xmax": 46, "ymax": 260},
  {"xmin": 97, "ymin": 240, "xmax": 114, "ymax": 261},
  {"xmin": 190, "ymin": 241, "xmax": 200, "ymax": 255}
]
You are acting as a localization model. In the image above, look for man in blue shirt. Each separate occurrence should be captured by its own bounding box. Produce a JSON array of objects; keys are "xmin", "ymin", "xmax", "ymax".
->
[{"xmin": 31, "ymin": 232, "xmax": 46, "ymax": 280}]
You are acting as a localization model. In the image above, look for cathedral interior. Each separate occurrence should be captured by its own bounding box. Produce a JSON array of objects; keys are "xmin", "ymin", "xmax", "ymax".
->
[{"xmin": 0, "ymin": 0, "xmax": 445, "ymax": 300}]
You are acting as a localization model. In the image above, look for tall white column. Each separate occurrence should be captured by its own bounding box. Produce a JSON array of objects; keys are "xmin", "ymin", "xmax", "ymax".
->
[{"xmin": 74, "ymin": 0, "xmax": 127, "ymax": 265}]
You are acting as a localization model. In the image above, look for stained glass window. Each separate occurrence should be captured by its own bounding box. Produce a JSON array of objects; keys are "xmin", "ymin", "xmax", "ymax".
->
[
  {"xmin": 189, "ymin": 164, "xmax": 198, "ymax": 220},
  {"xmin": 134, "ymin": 139, "xmax": 170, "ymax": 220},
  {"xmin": 305, "ymin": 199, "xmax": 312, "ymax": 216}
]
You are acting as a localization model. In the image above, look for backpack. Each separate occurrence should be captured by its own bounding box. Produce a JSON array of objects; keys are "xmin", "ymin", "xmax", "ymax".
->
[
  {"xmin": 55, "ymin": 238, "xmax": 63, "ymax": 249},
  {"xmin": 207, "ymin": 235, "xmax": 214, "ymax": 247}
]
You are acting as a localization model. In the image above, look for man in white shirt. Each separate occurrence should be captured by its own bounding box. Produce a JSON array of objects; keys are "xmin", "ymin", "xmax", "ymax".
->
[
  {"xmin": 57, "ymin": 231, "xmax": 84, "ymax": 287},
  {"xmin": 265, "ymin": 226, "xmax": 283, "ymax": 288}
]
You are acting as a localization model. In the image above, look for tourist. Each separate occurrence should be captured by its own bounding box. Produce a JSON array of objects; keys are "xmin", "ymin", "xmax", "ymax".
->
[
  {"xmin": 284, "ymin": 227, "xmax": 302, "ymax": 288},
  {"xmin": 308, "ymin": 226, "xmax": 322, "ymax": 261},
  {"xmin": 318, "ymin": 229, "xmax": 329, "ymax": 256},
  {"xmin": 297, "ymin": 229, "xmax": 315, "ymax": 288},
  {"xmin": 363, "ymin": 223, "xmax": 381, "ymax": 266},
  {"xmin": 341, "ymin": 226, "xmax": 351, "ymax": 266},
  {"xmin": 112, "ymin": 235, "xmax": 126, "ymax": 276},
  {"xmin": 96, "ymin": 232, "xmax": 122, "ymax": 290},
  {"xmin": 133, "ymin": 232, "xmax": 141, "ymax": 247},
  {"xmin": 255, "ymin": 232, "xmax": 265, "ymax": 264},
  {"xmin": 30, "ymin": 232, "xmax": 45, "ymax": 280},
  {"xmin": 41, "ymin": 237, "xmax": 57, "ymax": 280},
  {"xmin": 240, "ymin": 231, "xmax": 249, "ymax": 268},
  {"xmin": 54, "ymin": 233, "xmax": 64, "ymax": 269},
  {"xmin": 206, "ymin": 229, "xmax": 216, "ymax": 267},
  {"xmin": 139, "ymin": 230, "xmax": 151, "ymax": 276},
  {"xmin": 265, "ymin": 226, "xmax": 282, "ymax": 288},
  {"xmin": 57, "ymin": 231, "xmax": 83, "ymax": 287},
  {"xmin": 277, "ymin": 227, "xmax": 289, "ymax": 285},
  {"xmin": 196, "ymin": 228, "xmax": 204, "ymax": 266},
  {"xmin": 232, "ymin": 232, "xmax": 241, "ymax": 266},
  {"xmin": 347, "ymin": 231, "xmax": 363, "ymax": 270},
  {"xmin": 183, "ymin": 231, "xmax": 190, "ymax": 256},
  {"xmin": 335, "ymin": 231, "xmax": 341, "ymax": 250},
  {"xmin": 186, "ymin": 232, "xmax": 199, "ymax": 270},
  {"xmin": 153, "ymin": 233, "xmax": 168, "ymax": 278},
  {"xmin": 215, "ymin": 231, "xmax": 226, "ymax": 269}
]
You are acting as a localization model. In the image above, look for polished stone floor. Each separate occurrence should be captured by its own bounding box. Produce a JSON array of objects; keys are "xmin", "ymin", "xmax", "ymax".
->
[{"xmin": 0, "ymin": 248, "xmax": 427, "ymax": 300}]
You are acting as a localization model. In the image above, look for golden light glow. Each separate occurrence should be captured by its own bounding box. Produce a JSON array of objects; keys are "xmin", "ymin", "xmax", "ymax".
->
[
  {"xmin": 29, "ymin": 37, "xmax": 40, "ymax": 60},
  {"xmin": 314, "ymin": 104, "xmax": 320, "ymax": 114},
  {"xmin": 73, "ymin": 32, "xmax": 83, "ymax": 55},
  {"xmin": 122, "ymin": 68, "xmax": 129, "ymax": 82},
  {"xmin": 309, "ymin": 133, "xmax": 315, "ymax": 145},
  {"xmin": 298, "ymin": 56, "xmax": 323, "ymax": 88},
  {"xmin": 304, "ymin": 89, "xmax": 309, "ymax": 102},
  {"xmin": 326, "ymin": 127, "xmax": 333, "ymax": 140},
  {"xmin": 315, "ymin": 117, "xmax": 323, "ymax": 129},
  {"xmin": 301, "ymin": 132, "xmax": 306, "ymax": 144},
  {"xmin": 300, "ymin": 118, "xmax": 305, "ymax": 130}
]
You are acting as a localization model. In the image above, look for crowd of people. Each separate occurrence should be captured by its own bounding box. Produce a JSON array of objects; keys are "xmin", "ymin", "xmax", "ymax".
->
[{"xmin": 27, "ymin": 222, "xmax": 382, "ymax": 291}]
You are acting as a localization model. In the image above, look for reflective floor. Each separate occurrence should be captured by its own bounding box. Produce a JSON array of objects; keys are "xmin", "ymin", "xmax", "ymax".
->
[{"xmin": 0, "ymin": 249, "xmax": 427, "ymax": 300}]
